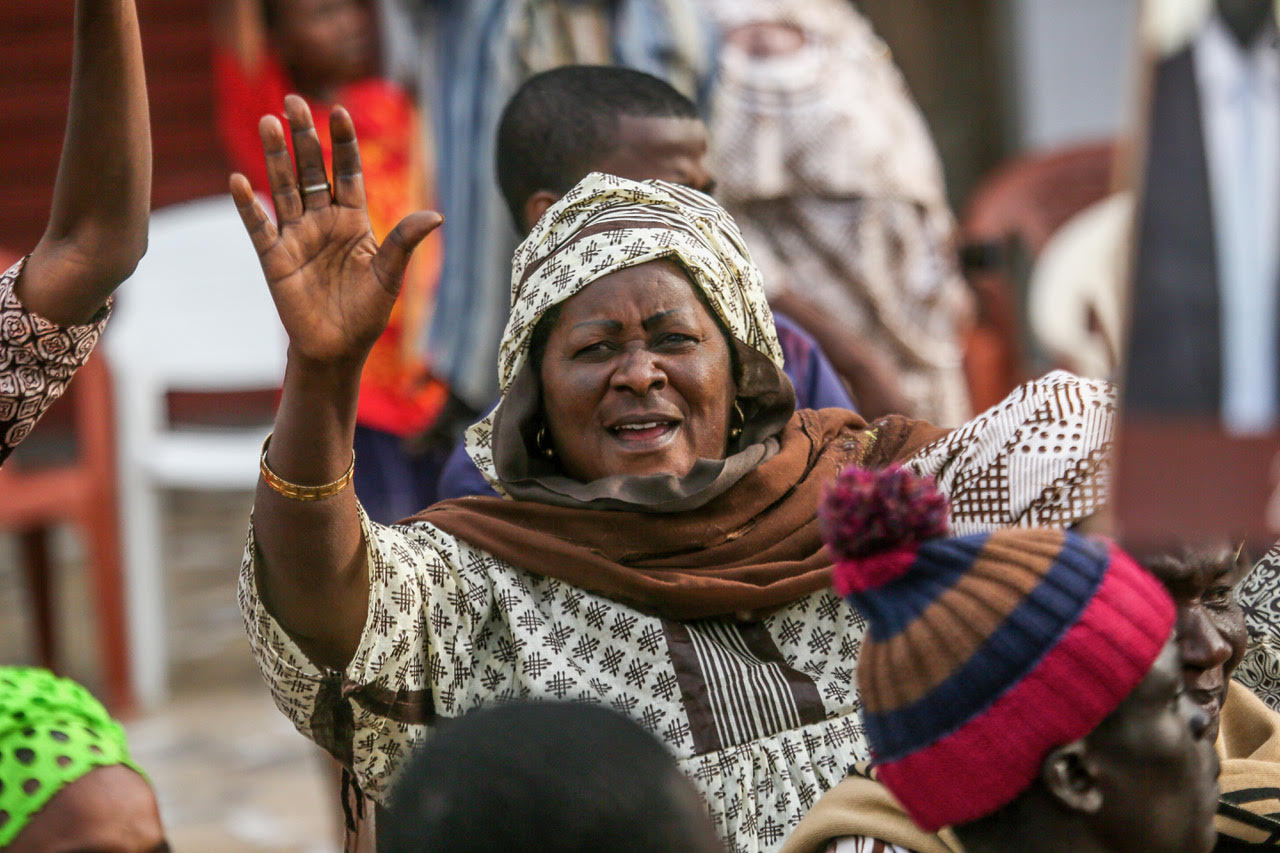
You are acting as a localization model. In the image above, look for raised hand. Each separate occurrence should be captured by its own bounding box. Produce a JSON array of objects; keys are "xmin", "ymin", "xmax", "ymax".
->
[{"xmin": 229, "ymin": 95, "xmax": 442, "ymax": 367}]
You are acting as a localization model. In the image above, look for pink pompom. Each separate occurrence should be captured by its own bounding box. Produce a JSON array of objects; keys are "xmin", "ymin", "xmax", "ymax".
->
[{"xmin": 820, "ymin": 465, "xmax": 949, "ymax": 591}]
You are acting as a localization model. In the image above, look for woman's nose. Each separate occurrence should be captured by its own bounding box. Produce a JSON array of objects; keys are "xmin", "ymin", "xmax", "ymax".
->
[
  {"xmin": 611, "ymin": 348, "xmax": 666, "ymax": 395},
  {"xmin": 1179, "ymin": 608, "xmax": 1234, "ymax": 671}
]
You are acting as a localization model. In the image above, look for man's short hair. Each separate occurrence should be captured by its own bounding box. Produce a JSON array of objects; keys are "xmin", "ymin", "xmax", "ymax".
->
[
  {"xmin": 381, "ymin": 701, "xmax": 720, "ymax": 852},
  {"xmin": 495, "ymin": 65, "xmax": 700, "ymax": 227}
]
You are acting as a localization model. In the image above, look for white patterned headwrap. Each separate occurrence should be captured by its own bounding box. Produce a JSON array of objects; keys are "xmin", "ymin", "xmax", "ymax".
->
[{"xmin": 465, "ymin": 173, "xmax": 789, "ymax": 494}]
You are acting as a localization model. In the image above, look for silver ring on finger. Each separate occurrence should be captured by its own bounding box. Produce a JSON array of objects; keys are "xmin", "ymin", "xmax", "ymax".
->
[{"xmin": 301, "ymin": 181, "xmax": 331, "ymax": 195}]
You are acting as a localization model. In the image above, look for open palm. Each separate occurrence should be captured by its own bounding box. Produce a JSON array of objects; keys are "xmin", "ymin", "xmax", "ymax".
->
[{"xmin": 229, "ymin": 95, "xmax": 441, "ymax": 366}]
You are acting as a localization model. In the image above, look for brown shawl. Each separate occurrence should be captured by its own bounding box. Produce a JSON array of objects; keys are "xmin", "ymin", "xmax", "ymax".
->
[{"xmin": 414, "ymin": 408, "xmax": 947, "ymax": 620}]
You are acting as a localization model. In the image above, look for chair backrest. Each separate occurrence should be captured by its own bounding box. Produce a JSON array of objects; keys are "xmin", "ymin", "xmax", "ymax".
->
[
  {"xmin": 103, "ymin": 195, "xmax": 287, "ymax": 392},
  {"xmin": 962, "ymin": 140, "xmax": 1119, "ymax": 255},
  {"xmin": 958, "ymin": 140, "xmax": 1118, "ymax": 409}
]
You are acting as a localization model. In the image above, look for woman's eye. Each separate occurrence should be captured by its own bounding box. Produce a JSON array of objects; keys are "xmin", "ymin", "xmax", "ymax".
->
[
  {"xmin": 657, "ymin": 333, "xmax": 698, "ymax": 347},
  {"xmin": 574, "ymin": 341, "xmax": 612, "ymax": 358}
]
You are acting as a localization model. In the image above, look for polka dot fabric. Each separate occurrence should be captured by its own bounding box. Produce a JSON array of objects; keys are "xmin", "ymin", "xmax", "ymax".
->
[{"xmin": 0, "ymin": 667, "xmax": 142, "ymax": 847}]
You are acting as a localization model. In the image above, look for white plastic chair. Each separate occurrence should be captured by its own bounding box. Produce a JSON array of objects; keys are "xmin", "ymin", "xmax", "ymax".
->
[{"xmin": 103, "ymin": 195, "xmax": 286, "ymax": 708}]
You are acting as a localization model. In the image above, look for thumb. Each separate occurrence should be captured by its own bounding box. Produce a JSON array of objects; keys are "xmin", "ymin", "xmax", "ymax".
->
[{"xmin": 372, "ymin": 210, "xmax": 443, "ymax": 294}]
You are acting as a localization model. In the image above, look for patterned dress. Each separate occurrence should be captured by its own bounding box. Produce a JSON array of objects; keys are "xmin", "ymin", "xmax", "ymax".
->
[
  {"xmin": 1233, "ymin": 540, "xmax": 1280, "ymax": 712},
  {"xmin": 0, "ymin": 257, "xmax": 110, "ymax": 465},
  {"xmin": 240, "ymin": 371, "xmax": 1118, "ymax": 853}
]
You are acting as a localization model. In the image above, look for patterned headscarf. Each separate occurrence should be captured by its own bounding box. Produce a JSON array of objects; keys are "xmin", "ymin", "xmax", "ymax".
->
[
  {"xmin": 465, "ymin": 172, "xmax": 795, "ymax": 503},
  {"xmin": 0, "ymin": 667, "xmax": 145, "ymax": 847}
]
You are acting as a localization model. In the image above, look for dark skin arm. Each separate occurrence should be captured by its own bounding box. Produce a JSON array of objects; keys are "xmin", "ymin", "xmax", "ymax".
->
[
  {"xmin": 16, "ymin": 0, "xmax": 151, "ymax": 325},
  {"xmin": 769, "ymin": 290, "xmax": 913, "ymax": 419},
  {"xmin": 231, "ymin": 95, "xmax": 441, "ymax": 670}
]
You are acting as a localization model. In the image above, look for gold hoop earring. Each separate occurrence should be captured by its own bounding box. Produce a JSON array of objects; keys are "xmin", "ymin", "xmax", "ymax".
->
[
  {"xmin": 535, "ymin": 424, "xmax": 555, "ymax": 459},
  {"xmin": 729, "ymin": 400, "xmax": 745, "ymax": 441}
]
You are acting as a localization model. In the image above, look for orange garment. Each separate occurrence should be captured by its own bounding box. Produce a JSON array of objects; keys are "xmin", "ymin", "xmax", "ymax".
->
[{"xmin": 215, "ymin": 49, "xmax": 447, "ymax": 436}]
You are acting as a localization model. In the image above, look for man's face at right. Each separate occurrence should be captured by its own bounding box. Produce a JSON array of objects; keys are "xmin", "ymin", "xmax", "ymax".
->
[
  {"xmin": 1143, "ymin": 544, "xmax": 1250, "ymax": 740},
  {"xmin": 593, "ymin": 115, "xmax": 715, "ymax": 196}
]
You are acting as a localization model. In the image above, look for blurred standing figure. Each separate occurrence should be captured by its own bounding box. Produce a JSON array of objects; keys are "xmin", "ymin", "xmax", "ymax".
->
[
  {"xmin": 701, "ymin": 0, "xmax": 972, "ymax": 426},
  {"xmin": 216, "ymin": 0, "xmax": 448, "ymax": 522},
  {"xmin": 0, "ymin": 0, "xmax": 150, "ymax": 465},
  {"xmin": 380, "ymin": 0, "xmax": 714, "ymax": 411},
  {"xmin": 1128, "ymin": 0, "xmax": 1280, "ymax": 433}
]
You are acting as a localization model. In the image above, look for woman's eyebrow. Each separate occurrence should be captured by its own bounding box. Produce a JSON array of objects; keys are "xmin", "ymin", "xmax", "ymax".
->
[
  {"xmin": 571, "ymin": 319, "xmax": 624, "ymax": 333},
  {"xmin": 642, "ymin": 309, "xmax": 680, "ymax": 329}
]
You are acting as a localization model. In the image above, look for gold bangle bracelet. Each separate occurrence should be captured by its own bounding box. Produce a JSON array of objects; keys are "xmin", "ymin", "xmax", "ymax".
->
[{"xmin": 259, "ymin": 433, "xmax": 355, "ymax": 501}]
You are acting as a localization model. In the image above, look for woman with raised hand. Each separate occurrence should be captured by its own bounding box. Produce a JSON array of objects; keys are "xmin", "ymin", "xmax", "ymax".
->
[
  {"xmin": 0, "ymin": 0, "xmax": 150, "ymax": 463},
  {"xmin": 233, "ymin": 96, "xmax": 1116, "ymax": 851}
]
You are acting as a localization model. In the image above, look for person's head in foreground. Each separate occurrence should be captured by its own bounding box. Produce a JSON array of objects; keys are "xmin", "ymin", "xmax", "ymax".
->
[
  {"xmin": 496, "ymin": 65, "xmax": 711, "ymax": 234},
  {"xmin": 467, "ymin": 171, "xmax": 797, "ymax": 507},
  {"xmin": 0, "ymin": 667, "xmax": 166, "ymax": 853},
  {"xmin": 818, "ymin": 466, "xmax": 1220, "ymax": 853},
  {"xmin": 381, "ymin": 701, "xmax": 724, "ymax": 852}
]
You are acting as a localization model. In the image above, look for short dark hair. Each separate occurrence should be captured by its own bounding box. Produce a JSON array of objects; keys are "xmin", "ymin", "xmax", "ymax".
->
[
  {"xmin": 495, "ymin": 65, "xmax": 700, "ymax": 228},
  {"xmin": 381, "ymin": 701, "xmax": 722, "ymax": 852}
]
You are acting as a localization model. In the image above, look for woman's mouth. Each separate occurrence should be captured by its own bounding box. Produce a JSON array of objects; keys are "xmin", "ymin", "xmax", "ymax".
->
[{"xmin": 609, "ymin": 420, "xmax": 679, "ymax": 445}]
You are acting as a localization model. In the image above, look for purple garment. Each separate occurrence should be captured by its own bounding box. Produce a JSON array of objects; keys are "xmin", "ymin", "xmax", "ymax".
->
[
  {"xmin": 435, "ymin": 310, "xmax": 855, "ymax": 501},
  {"xmin": 354, "ymin": 425, "xmax": 452, "ymax": 523}
]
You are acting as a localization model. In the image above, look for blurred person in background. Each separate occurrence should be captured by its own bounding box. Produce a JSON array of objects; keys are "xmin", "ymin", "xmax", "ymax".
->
[
  {"xmin": 700, "ymin": 0, "xmax": 972, "ymax": 426},
  {"xmin": 0, "ymin": 667, "xmax": 167, "ymax": 853},
  {"xmin": 376, "ymin": 0, "xmax": 715, "ymax": 429},
  {"xmin": 435, "ymin": 65, "xmax": 870, "ymax": 501},
  {"xmin": 215, "ymin": 0, "xmax": 448, "ymax": 523},
  {"xmin": 1128, "ymin": 0, "xmax": 1280, "ymax": 434},
  {"xmin": 381, "ymin": 702, "xmax": 724, "ymax": 853},
  {"xmin": 0, "ymin": 0, "xmax": 150, "ymax": 465}
]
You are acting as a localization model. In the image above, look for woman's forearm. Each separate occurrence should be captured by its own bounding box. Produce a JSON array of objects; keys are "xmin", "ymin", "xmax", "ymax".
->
[
  {"xmin": 253, "ymin": 355, "xmax": 370, "ymax": 669},
  {"xmin": 19, "ymin": 0, "xmax": 151, "ymax": 325}
]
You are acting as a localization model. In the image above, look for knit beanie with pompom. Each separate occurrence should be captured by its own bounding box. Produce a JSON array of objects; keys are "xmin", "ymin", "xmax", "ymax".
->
[{"xmin": 819, "ymin": 465, "xmax": 1176, "ymax": 832}]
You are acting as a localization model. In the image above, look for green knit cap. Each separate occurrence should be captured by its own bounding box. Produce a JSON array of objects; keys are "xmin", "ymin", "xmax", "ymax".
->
[{"xmin": 0, "ymin": 667, "xmax": 144, "ymax": 847}]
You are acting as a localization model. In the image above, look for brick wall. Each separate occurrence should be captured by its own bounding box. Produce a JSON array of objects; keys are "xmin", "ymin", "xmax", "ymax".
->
[{"xmin": 0, "ymin": 0, "xmax": 227, "ymax": 253}]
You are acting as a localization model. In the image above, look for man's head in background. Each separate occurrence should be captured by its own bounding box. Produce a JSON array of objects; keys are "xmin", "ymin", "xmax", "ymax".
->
[
  {"xmin": 381, "ymin": 700, "xmax": 724, "ymax": 853},
  {"xmin": 496, "ymin": 65, "xmax": 712, "ymax": 234}
]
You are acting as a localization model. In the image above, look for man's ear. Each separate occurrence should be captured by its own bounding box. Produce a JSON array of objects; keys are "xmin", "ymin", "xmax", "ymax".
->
[
  {"xmin": 523, "ymin": 191, "xmax": 562, "ymax": 233},
  {"xmin": 1041, "ymin": 740, "xmax": 1105, "ymax": 814}
]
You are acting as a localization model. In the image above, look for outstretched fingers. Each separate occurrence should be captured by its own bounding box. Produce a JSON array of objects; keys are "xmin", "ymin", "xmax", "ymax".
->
[
  {"xmin": 230, "ymin": 173, "xmax": 279, "ymax": 256},
  {"xmin": 330, "ymin": 106, "xmax": 367, "ymax": 210},
  {"xmin": 260, "ymin": 114, "xmax": 304, "ymax": 224},
  {"xmin": 284, "ymin": 95, "xmax": 332, "ymax": 211},
  {"xmin": 372, "ymin": 210, "xmax": 444, "ymax": 295}
]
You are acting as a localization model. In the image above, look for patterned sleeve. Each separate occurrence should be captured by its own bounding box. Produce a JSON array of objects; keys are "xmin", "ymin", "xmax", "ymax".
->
[
  {"xmin": 827, "ymin": 837, "xmax": 918, "ymax": 853},
  {"xmin": 1233, "ymin": 541, "xmax": 1280, "ymax": 710},
  {"xmin": 0, "ymin": 256, "xmax": 111, "ymax": 464},
  {"xmin": 906, "ymin": 370, "xmax": 1116, "ymax": 536},
  {"xmin": 237, "ymin": 501, "xmax": 492, "ymax": 803}
]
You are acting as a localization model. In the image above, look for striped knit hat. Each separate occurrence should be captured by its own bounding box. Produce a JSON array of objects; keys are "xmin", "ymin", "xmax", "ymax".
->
[{"xmin": 819, "ymin": 465, "xmax": 1176, "ymax": 831}]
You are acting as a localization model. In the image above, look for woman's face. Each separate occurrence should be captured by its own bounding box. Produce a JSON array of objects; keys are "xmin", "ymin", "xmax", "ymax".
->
[{"xmin": 538, "ymin": 259, "xmax": 736, "ymax": 483}]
